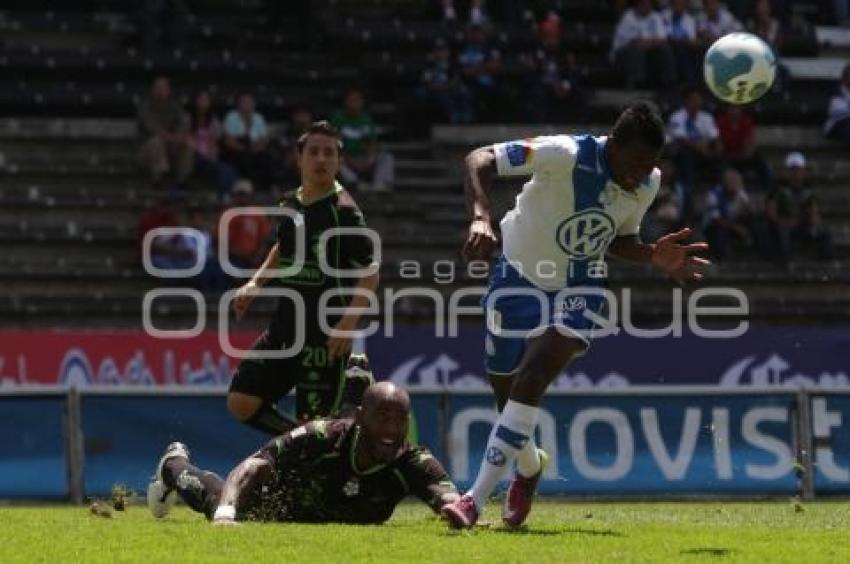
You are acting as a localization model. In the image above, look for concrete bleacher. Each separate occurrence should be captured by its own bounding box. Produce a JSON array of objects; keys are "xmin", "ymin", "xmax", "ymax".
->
[{"xmin": 0, "ymin": 0, "xmax": 847, "ymax": 328}]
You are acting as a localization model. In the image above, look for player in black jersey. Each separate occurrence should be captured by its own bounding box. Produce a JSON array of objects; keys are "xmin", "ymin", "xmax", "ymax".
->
[
  {"xmin": 226, "ymin": 121, "xmax": 380, "ymax": 434},
  {"xmin": 147, "ymin": 382, "xmax": 459, "ymax": 524}
]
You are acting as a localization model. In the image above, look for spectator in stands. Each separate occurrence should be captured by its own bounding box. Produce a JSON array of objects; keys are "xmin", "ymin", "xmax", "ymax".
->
[
  {"xmin": 642, "ymin": 157, "xmax": 684, "ymax": 242},
  {"xmin": 667, "ymin": 87, "xmax": 722, "ymax": 216},
  {"xmin": 747, "ymin": 0, "xmax": 782, "ymax": 49},
  {"xmin": 274, "ymin": 107, "xmax": 315, "ymax": 189},
  {"xmin": 610, "ymin": 0, "xmax": 676, "ymax": 89},
  {"xmin": 418, "ymin": 38, "xmax": 474, "ymax": 124},
  {"xmin": 715, "ymin": 104, "xmax": 772, "ymax": 193},
  {"xmin": 746, "ymin": 0, "xmax": 789, "ymax": 92},
  {"xmin": 221, "ymin": 93, "xmax": 276, "ymax": 191},
  {"xmin": 137, "ymin": 195, "xmax": 195, "ymax": 270},
  {"xmin": 765, "ymin": 152, "xmax": 834, "ymax": 264},
  {"xmin": 457, "ymin": 23, "xmax": 505, "ymax": 120},
  {"xmin": 697, "ymin": 0, "xmax": 743, "ymax": 46},
  {"xmin": 185, "ymin": 205, "xmax": 231, "ymax": 294},
  {"xmin": 661, "ymin": 0, "xmax": 700, "ymax": 87},
  {"xmin": 702, "ymin": 168, "xmax": 755, "ymax": 260},
  {"xmin": 137, "ymin": 76, "xmax": 193, "ymax": 189},
  {"xmin": 824, "ymin": 63, "xmax": 850, "ymax": 145},
  {"xmin": 331, "ymin": 88, "xmax": 395, "ymax": 192},
  {"xmin": 521, "ymin": 14, "xmax": 582, "ymax": 122},
  {"xmin": 188, "ymin": 91, "xmax": 237, "ymax": 199},
  {"xmin": 220, "ymin": 179, "xmax": 272, "ymax": 270}
]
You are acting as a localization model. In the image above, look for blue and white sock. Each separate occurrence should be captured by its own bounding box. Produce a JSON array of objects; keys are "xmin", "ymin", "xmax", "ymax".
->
[{"xmin": 467, "ymin": 400, "xmax": 539, "ymax": 511}]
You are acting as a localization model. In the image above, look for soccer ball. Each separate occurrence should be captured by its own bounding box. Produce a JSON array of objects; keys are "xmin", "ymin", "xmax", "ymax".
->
[{"xmin": 703, "ymin": 32, "xmax": 777, "ymax": 105}]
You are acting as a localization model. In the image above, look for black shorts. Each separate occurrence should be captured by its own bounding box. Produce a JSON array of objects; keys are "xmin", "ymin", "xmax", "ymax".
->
[{"xmin": 229, "ymin": 329, "xmax": 347, "ymax": 422}]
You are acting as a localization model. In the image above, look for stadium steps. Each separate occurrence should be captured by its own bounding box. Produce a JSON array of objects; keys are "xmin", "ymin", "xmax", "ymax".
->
[{"xmin": 4, "ymin": 286, "xmax": 847, "ymax": 324}]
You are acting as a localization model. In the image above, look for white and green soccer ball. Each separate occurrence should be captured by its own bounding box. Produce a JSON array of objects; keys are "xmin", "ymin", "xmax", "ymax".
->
[{"xmin": 703, "ymin": 32, "xmax": 777, "ymax": 105}]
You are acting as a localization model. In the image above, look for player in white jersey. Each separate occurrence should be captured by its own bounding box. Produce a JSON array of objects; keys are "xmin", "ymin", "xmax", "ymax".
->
[{"xmin": 442, "ymin": 102, "xmax": 709, "ymax": 529}]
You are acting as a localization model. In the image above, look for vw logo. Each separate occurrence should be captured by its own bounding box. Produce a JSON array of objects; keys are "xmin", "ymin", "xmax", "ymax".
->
[{"xmin": 555, "ymin": 210, "xmax": 616, "ymax": 259}]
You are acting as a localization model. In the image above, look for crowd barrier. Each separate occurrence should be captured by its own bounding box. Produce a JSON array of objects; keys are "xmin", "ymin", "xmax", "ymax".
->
[{"xmin": 4, "ymin": 387, "xmax": 850, "ymax": 501}]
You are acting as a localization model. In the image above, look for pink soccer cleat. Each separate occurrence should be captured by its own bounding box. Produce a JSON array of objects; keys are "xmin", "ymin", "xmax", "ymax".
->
[
  {"xmin": 441, "ymin": 495, "xmax": 479, "ymax": 529},
  {"xmin": 502, "ymin": 448, "xmax": 549, "ymax": 528}
]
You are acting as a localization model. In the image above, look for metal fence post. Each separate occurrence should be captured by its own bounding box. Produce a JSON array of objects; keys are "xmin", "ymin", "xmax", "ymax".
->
[
  {"xmin": 64, "ymin": 387, "xmax": 85, "ymax": 504},
  {"xmin": 795, "ymin": 389, "xmax": 815, "ymax": 501}
]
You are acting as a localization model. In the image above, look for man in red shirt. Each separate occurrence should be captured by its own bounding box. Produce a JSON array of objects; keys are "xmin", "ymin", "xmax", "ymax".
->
[{"xmin": 715, "ymin": 104, "xmax": 772, "ymax": 193}]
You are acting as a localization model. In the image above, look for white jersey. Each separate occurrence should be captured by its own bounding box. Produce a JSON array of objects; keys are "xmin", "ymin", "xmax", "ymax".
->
[{"xmin": 492, "ymin": 134, "xmax": 660, "ymax": 291}]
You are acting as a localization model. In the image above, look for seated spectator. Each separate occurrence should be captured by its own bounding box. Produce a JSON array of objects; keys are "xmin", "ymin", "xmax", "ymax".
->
[
  {"xmin": 746, "ymin": 0, "xmax": 789, "ymax": 92},
  {"xmin": 642, "ymin": 157, "xmax": 684, "ymax": 242},
  {"xmin": 610, "ymin": 0, "xmax": 676, "ymax": 90},
  {"xmin": 331, "ymin": 88, "xmax": 396, "ymax": 192},
  {"xmin": 521, "ymin": 14, "xmax": 582, "ymax": 122},
  {"xmin": 824, "ymin": 64, "xmax": 850, "ymax": 145},
  {"xmin": 667, "ymin": 87, "xmax": 722, "ymax": 216},
  {"xmin": 137, "ymin": 195, "xmax": 197, "ymax": 271},
  {"xmin": 661, "ymin": 0, "xmax": 700, "ymax": 87},
  {"xmin": 457, "ymin": 23, "xmax": 505, "ymax": 120},
  {"xmin": 418, "ymin": 38, "xmax": 474, "ymax": 124},
  {"xmin": 188, "ymin": 91, "xmax": 237, "ymax": 199},
  {"xmin": 697, "ymin": 0, "xmax": 743, "ymax": 47},
  {"xmin": 220, "ymin": 179, "xmax": 272, "ymax": 270},
  {"xmin": 221, "ymin": 93, "xmax": 276, "ymax": 191},
  {"xmin": 137, "ymin": 76, "xmax": 193, "ymax": 189},
  {"xmin": 273, "ymin": 106, "xmax": 315, "ymax": 189},
  {"xmin": 184, "ymin": 205, "xmax": 231, "ymax": 295},
  {"xmin": 702, "ymin": 168, "xmax": 755, "ymax": 260},
  {"xmin": 764, "ymin": 152, "xmax": 834, "ymax": 264},
  {"xmin": 715, "ymin": 104, "xmax": 772, "ymax": 192}
]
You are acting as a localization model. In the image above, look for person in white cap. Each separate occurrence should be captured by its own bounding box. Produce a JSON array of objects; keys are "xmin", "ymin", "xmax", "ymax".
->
[{"xmin": 764, "ymin": 152, "xmax": 833, "ymax": 264}]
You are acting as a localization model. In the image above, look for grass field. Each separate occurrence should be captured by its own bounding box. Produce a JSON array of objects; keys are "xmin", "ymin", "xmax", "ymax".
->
[{"xmin": 2, "ymin": 500, "xmax": 850, "ymax": 563}]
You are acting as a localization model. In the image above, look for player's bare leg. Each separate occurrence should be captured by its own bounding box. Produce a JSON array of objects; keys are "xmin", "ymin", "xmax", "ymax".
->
[
  {"xmin": 444, "ymin": 328, "xmax": 584, "ymax": 529},
  {"xmin": 227, "ymin": 391, "xmax": 296, "ymax": 436}
]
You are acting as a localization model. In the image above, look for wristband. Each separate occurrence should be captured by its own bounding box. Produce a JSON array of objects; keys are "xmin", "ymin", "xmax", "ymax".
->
[{"xmin": 213, "ymin": 504, "xmax": 236, "ymax": 521}]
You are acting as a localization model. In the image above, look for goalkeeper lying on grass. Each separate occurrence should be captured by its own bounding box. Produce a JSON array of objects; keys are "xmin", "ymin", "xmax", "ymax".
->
[{"xmin": 147, "ymin": 382, "xmax": 459, "ymax": 525}]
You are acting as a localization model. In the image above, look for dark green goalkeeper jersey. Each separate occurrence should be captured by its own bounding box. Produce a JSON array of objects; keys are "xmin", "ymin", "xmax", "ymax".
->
[{"xmin": 251, "ymin": 418, "xmax": 457, "ymax": 524}]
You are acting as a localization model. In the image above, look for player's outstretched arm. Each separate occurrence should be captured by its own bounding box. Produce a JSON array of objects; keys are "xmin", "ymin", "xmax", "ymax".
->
[
  {"xmin": 403, "ymin": 448, "xmax": 461, "ymax": 515},
  {"xmin": 232, "ymin": 242, "xmax": 280, "ymax": 321},
  {"xmin": 327, "ymin": 269, "xmax": 380, "ymax": 360},
  {"xmin": 462, "ymin": 146, "xmax": 499, "ymax": 262},
  {"xmin": 212, "ymin": 455, "xmax": 274, "ymax": 526},
  {"xmin": 608, "ymin": 229, "xmax": 710, "ymax": 284}
]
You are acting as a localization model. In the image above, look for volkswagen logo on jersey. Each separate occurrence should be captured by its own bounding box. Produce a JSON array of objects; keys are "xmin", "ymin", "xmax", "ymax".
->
[
  {"xmin": 555, "ymin": 210, "xmax": 616, "ymax": 259},
  {"xmin": 342, "ymin": 477, "xmax": 360, "ymax": 497}
]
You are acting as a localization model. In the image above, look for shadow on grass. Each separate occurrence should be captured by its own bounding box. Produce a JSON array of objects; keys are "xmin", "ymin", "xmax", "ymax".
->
[
  {"xmin": 490, "ymin": 527, "xmax": 624, "ymax": 538},
  {"xmin": 680, "ymin": 548, "xmax": 733, "ymax": 557}
]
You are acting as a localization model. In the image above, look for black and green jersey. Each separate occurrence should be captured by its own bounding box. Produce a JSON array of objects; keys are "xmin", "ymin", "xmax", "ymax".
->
[
  {"xmin": 252, "ymin": 418, "xmax": 457, "ymax": 524},
  {"xmin": 269, "ymin": 181, "xmax": 374, "ymax": 339}
]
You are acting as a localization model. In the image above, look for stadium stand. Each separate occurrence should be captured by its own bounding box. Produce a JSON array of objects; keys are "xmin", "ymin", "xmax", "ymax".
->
[{"xmin": 0, "ymin": 0, "xmax": 847, "ymax": 331}]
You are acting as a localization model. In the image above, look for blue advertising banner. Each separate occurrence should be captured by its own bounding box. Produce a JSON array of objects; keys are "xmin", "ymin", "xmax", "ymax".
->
[
  {"xmin": 444, "ymin": 392, "xmax": 803, "ymax": 496},
  {"xmin": 0, "ymin": 396, "xmax": 67, "ymax": 499},
  {"xmin": 80, "ymin": 395, "xmax": 272, "ymax": 496},
  {"xmin": 6, "ymin": 389, "xmax": 850, "ymax": 499},
  {"xmin": 368, "ymin": 325, "xmax": 850, "ymax": 389},
  {"xmin": 811, "ymin": 393, "xmax": 850, "ymax": 495},
  {"xmin": 408, "ymin": 391, "xmax": 446, "ymax": 462}
]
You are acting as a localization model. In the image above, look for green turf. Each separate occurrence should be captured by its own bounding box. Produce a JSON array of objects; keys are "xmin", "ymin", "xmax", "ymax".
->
[{"xmin": 2, "ymin": 500, "xmax": 850, "ymax": 563}]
